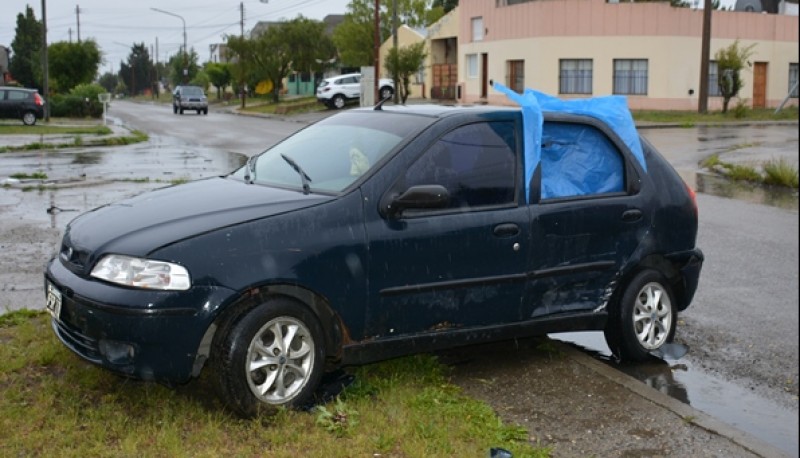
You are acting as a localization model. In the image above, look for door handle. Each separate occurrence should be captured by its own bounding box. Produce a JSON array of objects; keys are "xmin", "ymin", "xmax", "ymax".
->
[
  {"xmin": 622, "ymin": 209, "xmax": 643, "ymax": 222},
  {"xmin": 493, "ymin": 223, "xmax": 520, "ymax": 237}
]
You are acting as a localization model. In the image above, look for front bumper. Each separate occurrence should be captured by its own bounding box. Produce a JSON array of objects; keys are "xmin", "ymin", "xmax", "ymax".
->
[
  {"xmin": 45, "ymin": 256, "xmax": 235, "ymax": 383},
  {"xmin": 179, "ymin": 101, "xmax": 207, "ymax": 110}
]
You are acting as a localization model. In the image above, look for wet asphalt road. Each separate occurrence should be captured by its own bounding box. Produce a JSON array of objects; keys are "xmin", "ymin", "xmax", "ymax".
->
[{"xmin": 0, "ymin": 100, "xmax": 797, "ymax": 454}]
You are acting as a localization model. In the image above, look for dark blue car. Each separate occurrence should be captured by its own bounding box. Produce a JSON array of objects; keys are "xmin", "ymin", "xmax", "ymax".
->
[{"xmin": 45, "ymin": 103, "xmax": 703, "ymax": 417}]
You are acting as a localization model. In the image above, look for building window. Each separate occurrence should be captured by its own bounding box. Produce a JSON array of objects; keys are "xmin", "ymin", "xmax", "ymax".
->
[
  {"xmin": 507, "ymin": 60, "xmax": 524, "ymax": 93},
  {"xmin": 471, "ymin": 17, "xmax": 484, "ymax": 42},
  {"xmin": 790, "ymin": 63, "xmax": 799, "ymax": 98},
  {"xmin": 708, "ymin": 61, "xmax": 721, "ymax": 97},
  {"xmin": 559, "ymin": 59, "xmax": 592, "ymax": 95},
  {"xmin": 613, "ymin": 59, "xmax": 648, "ymax": 95},
  {"xmin": 467, "ymin": 54, "xmax": 478, "ymax": 79}
]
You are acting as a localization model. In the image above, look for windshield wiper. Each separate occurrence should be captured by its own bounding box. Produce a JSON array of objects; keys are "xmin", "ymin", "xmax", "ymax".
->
[
  {"xmin": 243, "ymin": 155, "xmax": 256, "ymax": 184},
  {"xmin": 280, "ymin": 154, "xmax": 312, "ymax": 194}
]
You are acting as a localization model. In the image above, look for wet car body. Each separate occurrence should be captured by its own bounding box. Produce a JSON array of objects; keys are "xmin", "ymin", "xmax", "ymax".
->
[{"xmin": 45, "ymin": 104, "xmax": 703, "ymax": 416}]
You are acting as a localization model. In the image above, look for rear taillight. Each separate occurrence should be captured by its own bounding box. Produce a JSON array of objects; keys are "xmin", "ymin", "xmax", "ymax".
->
[
  {"xmin": 34, "ymin": 93, "xmax": 44, "ymax": 106},
  {"xmin": 685, "ymin": 181, "xmax": 698, "ymax": 217}
]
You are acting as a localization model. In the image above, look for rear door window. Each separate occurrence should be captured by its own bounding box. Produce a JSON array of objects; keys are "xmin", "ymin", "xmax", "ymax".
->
[{"xmin": 540, "ymin": 122, "xmax": 625, "ymax": 200}]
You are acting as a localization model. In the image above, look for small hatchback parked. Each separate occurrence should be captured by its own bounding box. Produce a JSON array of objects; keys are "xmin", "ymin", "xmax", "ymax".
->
[
  {"xmin": 45, "ymin": 92, "xmax": 703, "ymax": 418},
  {"xmin": 0, "ymin": 86, "xmax": 45, "ymax": 125}
]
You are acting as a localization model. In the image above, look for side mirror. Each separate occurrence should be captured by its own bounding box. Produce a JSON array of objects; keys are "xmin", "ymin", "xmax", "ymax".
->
[{"xmin": 382, "ymin": 185, "xmax": 450, "ymax": 218}]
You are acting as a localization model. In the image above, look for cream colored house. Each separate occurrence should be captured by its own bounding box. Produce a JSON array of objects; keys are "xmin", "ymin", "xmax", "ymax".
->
[
  {"xmin": 455, "ymin": 0, "xmax": 798, "ymax": 110},
  {"xmin": 379, "ymin": 25, "xmax": 427, "ymax": 99}
]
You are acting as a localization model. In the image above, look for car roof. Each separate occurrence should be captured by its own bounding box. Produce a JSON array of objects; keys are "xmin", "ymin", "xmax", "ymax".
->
[{"xmin": 0, "ymin": 86, "xmax": 37, "ymax": 92}]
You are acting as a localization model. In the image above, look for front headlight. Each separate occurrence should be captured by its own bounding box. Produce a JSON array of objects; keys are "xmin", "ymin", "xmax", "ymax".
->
[{"xmin": 90, "ymin": 254, "xmax": 191, "ymax": 291}]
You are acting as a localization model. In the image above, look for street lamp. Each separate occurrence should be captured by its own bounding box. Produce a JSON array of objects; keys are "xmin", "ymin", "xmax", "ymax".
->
[{"xmin": 151, "ymin": 7, "xmax": 187, "ymax": 80}]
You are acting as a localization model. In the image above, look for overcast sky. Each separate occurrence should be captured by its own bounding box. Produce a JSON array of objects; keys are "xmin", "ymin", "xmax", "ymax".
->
[{"xmin": 2, "ymin": 0, "xmax": 352, "ymax": 75}]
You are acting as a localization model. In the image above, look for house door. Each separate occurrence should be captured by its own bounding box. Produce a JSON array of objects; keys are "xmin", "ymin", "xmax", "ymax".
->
[
  {"xmin": 481, "ymin": 53, "xmax": 489, "ymax": 99},
  {"xmin": 753, "ymin": 62, "xmax": 767, "ymax": 108}
]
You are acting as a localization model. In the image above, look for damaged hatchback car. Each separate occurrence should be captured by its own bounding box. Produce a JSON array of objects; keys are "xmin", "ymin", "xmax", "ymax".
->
[{"xmin": 45, "ymin": 88, "xmax": 703, "ymax": 417}]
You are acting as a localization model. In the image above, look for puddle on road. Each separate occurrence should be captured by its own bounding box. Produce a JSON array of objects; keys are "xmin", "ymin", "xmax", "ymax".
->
[
  {"xmin": 696, "ymin": 173, "xmax": 798, "ymax": 211},
  {"xmin": 550, "ymin": 331, "xmax": 799, "ymax": 457},
  {"xmin": 71, "ymin": 152, "xmax": 103, "ymax": 165},
  {"xmin": 680, "ymin": 171, "xmax": 798, "ymax": 211}
]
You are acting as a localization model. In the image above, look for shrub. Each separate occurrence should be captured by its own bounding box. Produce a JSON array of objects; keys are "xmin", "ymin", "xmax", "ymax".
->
[{"xmin": 50, "ymin": 83, "xmax": 106, "ymax": 118}]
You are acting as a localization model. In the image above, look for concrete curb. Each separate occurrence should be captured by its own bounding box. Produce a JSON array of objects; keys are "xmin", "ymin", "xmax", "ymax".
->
[{"xmin": 555, "ymin": 341, "xmax": 790, "ymax": 458}]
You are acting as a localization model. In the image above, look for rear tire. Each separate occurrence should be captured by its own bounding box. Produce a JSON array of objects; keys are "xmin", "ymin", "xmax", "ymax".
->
[
  {"xmin": 332, "ymin": 94, "xmax": 346, "ymax": 109},
  {"xmin": 604, "ymin": 269, "xmax": 676, "ymax": 362},
  {"xmin": 379, "ymin": 86, "xmax": 394, "ymax": 100},
  {"xmin": 212, "ymin": 297, "xmax": 325, "ymax": 418},
  {"xmin": 22, "ymin": 111, "xmax": 37, "ymax": 126}
]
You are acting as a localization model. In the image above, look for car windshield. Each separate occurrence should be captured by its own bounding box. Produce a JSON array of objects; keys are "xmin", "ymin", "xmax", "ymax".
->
[
  {"xmin": 182, "ymin": 87, "xmax": 203, "ymax": 96},
  {"xmin": 231, "ymin": 111, "xmax": 430, "ymax": 193}
]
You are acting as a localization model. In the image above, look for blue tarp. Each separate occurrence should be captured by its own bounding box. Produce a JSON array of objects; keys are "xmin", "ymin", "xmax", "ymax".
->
[{"xmin": 492, "ymin": 82, "xmax": 646, "ymax": 202}]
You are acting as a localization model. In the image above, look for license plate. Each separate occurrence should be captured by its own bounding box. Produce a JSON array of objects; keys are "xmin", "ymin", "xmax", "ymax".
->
[{"xmin": 46, "ymin": 282, "xmax": 62, "ymax": 321}]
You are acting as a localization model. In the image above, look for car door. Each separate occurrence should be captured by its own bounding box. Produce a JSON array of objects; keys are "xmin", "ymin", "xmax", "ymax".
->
[
  {"xmin": 362, "ymin": 119, "xmax": 529, "ymax": 338},
  {"xmin": 524, "ymin": 119, "xmax": 649, "ymax": 318},
  {"xmin": 343, "ymin": 75, "xmax": 360, "ymax": 99},
  {"xmin": 0, "ymin": 89, "xmax": 9, "ymax": 118}
]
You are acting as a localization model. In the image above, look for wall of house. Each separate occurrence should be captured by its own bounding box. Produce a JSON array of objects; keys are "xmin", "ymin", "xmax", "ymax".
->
[
  {"xmin": 456, "ymin": 0, "xmax": 799, "ymax": 110},
  {"xmin": 379, "ymin": 25, "xmax": 426, "ymax": 99}
]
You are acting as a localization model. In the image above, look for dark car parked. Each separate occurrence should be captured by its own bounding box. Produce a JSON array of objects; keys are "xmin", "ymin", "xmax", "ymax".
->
[
  {"xmin": 172, "ymin": 85, "xmax": 208, "ymax": 115},
  {"xmin": 0, "ymin": 86, "xmax": 45, "ymax": 125},
  {"xmin": 45, "ymin": 103, "xmax": 703, "ymax": 417}
]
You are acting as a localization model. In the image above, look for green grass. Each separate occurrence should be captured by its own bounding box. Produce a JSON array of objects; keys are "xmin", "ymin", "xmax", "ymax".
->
[
  {"xmin": 763, "ymin": 158, "xmax": 800, "ymax": 188},
  {"xmin": 240, "ymin": 96, "xmax": 325, "ymax": 115},
  {"xmin": 701, "ymin": 153, "xmax": 799, "ymax": 189},
  {"xmin": 9, "ymin": 171, "xmax": 47, "ymax": 180},
  {"xmin": 0, "ymin": 311, "xmax": 549, "ymax": 457},
  {"xmin": 632, "ymin": 106, "xmax": 798, "ymax": 124},
  {"xmin": 0, "ymin": 124, "xmax": 112, "ymax": 135}
]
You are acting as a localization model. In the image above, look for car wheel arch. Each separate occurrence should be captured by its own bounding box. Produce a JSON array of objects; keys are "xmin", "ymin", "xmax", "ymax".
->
[{"xmin": 200, "ymin": 284, "xmax": 346, "ymax": 376}]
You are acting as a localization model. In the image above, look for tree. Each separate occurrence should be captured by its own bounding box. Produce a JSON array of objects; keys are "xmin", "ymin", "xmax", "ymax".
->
[
  {"xmin": 205, "ymin": 62, "xmax": 232, "ymax": 99},
  {"xmin": 229, "ymin": 18, "xmax": 336, "ymax": 104},
  {"xmin": 432, "ymin": 0, "xmax": 458, "ymax": 13},
  {"xmin": 98, "ymin": 72, "xmax": 119, "ymax": 94},
  {"xmin": 118, "ymin": 43, "xmax": 155, "ymax": 96},
  {"xmin": 384, "ymin": 42, "xmax": 427, "ymax": 104},
  {"xmin": 333, "ymin": 0, "xmax": 442, "ymax": 68},
  {"xmin": 167, "ymin": 48, "xmax": 200, "ymax": 87},
  {"xmin": 47, "ymin": 40, "xmax": 102, "ymax": 93},
  {"xmin": 714, "ymin": 40, "xmax": 756, "ymax": 113},
  {"xmin": 225, "ymin": 34, "xmax": 257, "ymax": 108},
  {"xmin": 9, "ymin": 6, "xmax": 42, "ymax": 89}
]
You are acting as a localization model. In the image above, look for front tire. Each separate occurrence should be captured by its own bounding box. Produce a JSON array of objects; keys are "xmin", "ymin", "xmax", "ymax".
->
[
  {"xmin": 331, "ymin": 94, "xmax": 346, "ymax": 109},
  {"xmin": 213, "ymin": 297, "xmax": 325, "ymax": 418},
  {"xmin": 379, "ymin": 86, "xmax": 393, "ymax": 100},
  {"xmin": 604, "ymin": 269, "xmax": 676, "ymax": 362},
  {"xmin": 22, "ymin": 111, "xmax": 37, "ymax": 126}
]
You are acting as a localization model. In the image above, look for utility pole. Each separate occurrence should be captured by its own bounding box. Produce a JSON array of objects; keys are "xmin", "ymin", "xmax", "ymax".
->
[
  {"xmin": 76, "ymin": 5, "xmax": 81, "ymax": 43},
  {"xmin": 240, "ymin": 1, "xmax": 246, "ymax": 109},
  {"xmin": 41, "ymin": 0, "xmax": 50, "ymax": 121},
  {"xmin": 698, "ymin": 0, "xmax": 712, "ymax": 113},
  {"xmin": 68, "ymin": 28, "xmax": 72, "ymax": 42},
  {"xmin": 392, "ymin": 0, "xmax": 398, "ymax": 103},
  {"xmin": 374, "ymin": 0, "xmax": 380, "ymax": 102}
]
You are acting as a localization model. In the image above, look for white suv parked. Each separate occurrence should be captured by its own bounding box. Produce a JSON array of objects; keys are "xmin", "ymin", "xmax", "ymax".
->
[{"xmin": 316, "ymin": 73, "xmax": 394, "ymax": 109}]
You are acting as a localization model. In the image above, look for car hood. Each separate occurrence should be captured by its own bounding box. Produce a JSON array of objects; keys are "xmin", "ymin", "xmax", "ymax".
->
[{"xmin": 64, "ymin": 177, "xmax": 332, "ymax": 261}]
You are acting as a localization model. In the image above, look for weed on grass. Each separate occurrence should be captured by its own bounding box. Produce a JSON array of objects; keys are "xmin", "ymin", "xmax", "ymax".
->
[
  {"xmin": 763, "ymin": 158, "xmax": 799, "ymax": 189},
  {"xmin": 9, "ymin": 171, "xmax": 48, "ymax": 180},
  {"xmin": 0, "ymin": 311, "xmax": 548, "ymax": 457}
]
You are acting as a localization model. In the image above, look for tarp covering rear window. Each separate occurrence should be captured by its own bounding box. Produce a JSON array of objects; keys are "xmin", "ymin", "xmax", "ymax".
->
[{"xmin": 493, "ymin": 82, "xmax": 646, "ymax": 202}]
